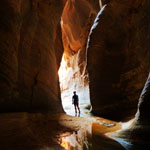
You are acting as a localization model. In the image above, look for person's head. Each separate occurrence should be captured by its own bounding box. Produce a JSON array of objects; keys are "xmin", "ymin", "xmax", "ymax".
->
[{"xmin": 73, "ymin": 91, "xmax": 76, "ymax": 95}]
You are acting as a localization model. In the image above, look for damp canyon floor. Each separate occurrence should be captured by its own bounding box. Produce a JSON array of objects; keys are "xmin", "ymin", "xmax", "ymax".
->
[{"xmin": 0, "ymin": 111, "xmax": 127, "ymax": 150}]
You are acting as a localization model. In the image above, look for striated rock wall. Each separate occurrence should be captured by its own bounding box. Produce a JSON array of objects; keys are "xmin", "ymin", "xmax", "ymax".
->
[
  {"xmin": 0, "ymin": 0, "xmax": 66, "ymax": 112},
  {"xmin": 61, "ymin": 0, "xmax": 98, "ymax": 53},
  {"xmin": 87, "ymin": 0, "xmax": 150, "ymax": 120},
  {"xmin": 59, "ymin": 0, "xmax": 99, "ymax": 108}
]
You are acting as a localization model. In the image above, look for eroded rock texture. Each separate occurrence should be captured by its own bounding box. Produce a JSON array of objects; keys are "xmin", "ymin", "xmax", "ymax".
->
[
  {"xmin": 87, "ymin": 0, "xmax": 150, "ymax": 120},
  {"xmin": 59, "ymin": 0, "xmax": 99, "ymax": 107},
  {"xmin": 0, "ymin": 0, "xmax": 66, "ymax": 112},
  {"xmin": 61, "ymin": 0, "xmax": 97, "ymax": 53}
]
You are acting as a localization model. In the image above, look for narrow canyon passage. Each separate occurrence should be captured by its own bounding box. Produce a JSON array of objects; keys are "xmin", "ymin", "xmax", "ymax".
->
[
  {"xmin": 58, "ymin": 0, "xmax": 150, "ymax": 148},
  {"xmin": 57, "ymin": 1, "xmax": 150, "ymax": 149},
  {"xmin": 58, "ymin": 51, "xmax": 91, "ymax": 116},
  {"xmin": 0, "ymin": 0, "xmax": 150, "ymax": 150},
  {"xmin": 57, "ymin": 0, "xmax": 98, "ymax": 116}
]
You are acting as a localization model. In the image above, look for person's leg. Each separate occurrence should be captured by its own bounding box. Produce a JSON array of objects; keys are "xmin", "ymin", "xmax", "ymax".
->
[
  {"xmin": 74, "ymin": 105, "xmax": 77, "ymax": 113},
  {"xmin": 78, "ymin": 106, "xmax": 80, "ymax": 113},
  {"xmin": 77, "ymin": 104, "xmax": 80, "ymax": 113}
]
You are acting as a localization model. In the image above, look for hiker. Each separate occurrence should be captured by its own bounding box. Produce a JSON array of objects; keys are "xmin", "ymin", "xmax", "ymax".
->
[{"xmin": 72, "ymin": 91, "xmax": 80, "ymax": 114}]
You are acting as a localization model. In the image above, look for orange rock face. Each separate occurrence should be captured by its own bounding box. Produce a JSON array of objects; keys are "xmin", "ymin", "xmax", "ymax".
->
[
  {"xmin": 59, "ymin": 0, "xmax": 99, "ymax": 108},
  {"xmin": 61, "ymin": 0, "xmax": 97, "ymax": 52}
]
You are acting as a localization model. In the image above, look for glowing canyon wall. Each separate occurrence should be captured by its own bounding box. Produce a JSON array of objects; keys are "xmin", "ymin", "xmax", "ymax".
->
[{"xmin": 59, "ymin": 0, "xmax": 99, "ymax": 109}]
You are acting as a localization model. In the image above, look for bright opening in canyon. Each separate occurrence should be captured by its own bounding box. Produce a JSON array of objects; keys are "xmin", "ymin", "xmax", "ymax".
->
[
  {"xmin": 58, "ymin": 51, "xmax": 91, "ymax": 116},
  {"xmin": 57, "ymin": 0, "xmax": 98, "ymax": 116}
]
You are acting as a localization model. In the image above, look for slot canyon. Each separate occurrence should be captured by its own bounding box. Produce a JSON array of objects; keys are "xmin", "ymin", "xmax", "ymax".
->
[{"xmin": 0, "ymin": 0, "xmax": 150, "ymax": 150}]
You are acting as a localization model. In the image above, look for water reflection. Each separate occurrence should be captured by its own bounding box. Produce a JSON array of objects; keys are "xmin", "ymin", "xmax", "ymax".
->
[
  {"xmin": 59, "ymin": 117, "xmax": 146, "ymax": 150},
  {"xmin": 60, "ymin": 117, "xmax": 126, "ymax": 150},
  {"xmin": 111, "ymin": 137, "xmax": 133, "ymax": 150},
  {"xmin": 60, "ymin": 121, "xmax": 92, "ymax": 150}
]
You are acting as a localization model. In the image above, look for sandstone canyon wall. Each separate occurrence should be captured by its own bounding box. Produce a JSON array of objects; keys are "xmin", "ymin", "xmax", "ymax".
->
[
  {"xmin": 0, "ymin": 0, "xmax": 150, "ymax": 125},
  {"xmin": 0, "ymin": 0, "xmax": 66, "ymax": 112},
  {"xmin": 59, "ymin": 0, "xmax": 99, "ymax": 109},
  {"xmin": 136, "ymin": 73, "xmax": 150, "ymax": 124},
  {"xmin": 87, "ymin": 0, "xmax": 150, "ymax": 120}
]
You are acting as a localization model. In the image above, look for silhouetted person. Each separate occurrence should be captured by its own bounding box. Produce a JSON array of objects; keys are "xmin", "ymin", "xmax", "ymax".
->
[{"xmin": 72, "ymin": 91, "xmax": 80, "ymax": 114}]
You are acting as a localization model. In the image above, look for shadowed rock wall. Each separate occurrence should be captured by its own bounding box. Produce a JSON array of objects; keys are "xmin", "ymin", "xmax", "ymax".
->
[
  {"xmin": 0, "ymin": 0, "xmax": 66, "ymax": 112},
  {"xmin": 128, "ymin": 73, "xmax": 150, "ymax": 148},
  {"xmin": 136, "ymin": 72, "xmax": 150, "ymax": 124},
  {"xmin": 108, "ymin": 73, "xmax": 150, "ymax": 149},
  {"xmin": 87, "ymin": 0, "xmax": 150, "ymax": 120}
]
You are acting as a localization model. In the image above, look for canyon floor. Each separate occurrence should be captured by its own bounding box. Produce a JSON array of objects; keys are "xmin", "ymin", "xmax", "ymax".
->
[{"xmin": 0, "ymin": 112, "xmax": 128, "ymax": 150}]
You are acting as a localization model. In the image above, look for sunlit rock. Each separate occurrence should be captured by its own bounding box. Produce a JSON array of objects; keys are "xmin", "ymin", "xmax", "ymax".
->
[{"xmin": 58, "ymin": 0, "xmax": 99, "ymax": 113}]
